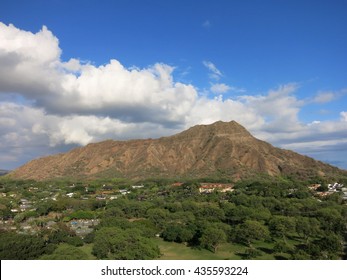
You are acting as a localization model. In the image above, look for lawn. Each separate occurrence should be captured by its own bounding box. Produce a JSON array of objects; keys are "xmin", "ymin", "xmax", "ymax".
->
[
  {"xmin": 155, "ymin": 238, "xmax": 245, "ymax": 260},
  {"xmin": 154, "ymin": 238, "xmax": 294, "ymax": 260}
]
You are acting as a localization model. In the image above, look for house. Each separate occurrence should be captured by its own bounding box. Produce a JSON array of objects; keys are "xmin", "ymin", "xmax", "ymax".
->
[
  {"xmin": 316, "ymin": 192, "xmax": 330, "ymax": 197},
  {"xmin": 342, "ymin": 191, "xmax": 347, "ymax": 200},
  {"xmin": 312, "ymin": 182, "xmax": 345, "ymax": 197},
  {"xmin": 308, "ymin": 184, "xmax": 321, "ymax": 191},
  {"xmin": 119, "ymin": 189, "xmax": 130, "ymax": 195},
  {"xmin": 0, "ymin": 219, "xmax": 15, "ymax": 231},
  {"xmin": 132, "ymin": 184, "xmax": 144, "ymax": 189},
  {"xmin": 101, "ymin": 185, "xmax": 116, "ymax": 195},
  {"xmin": 19, "ymin": 199, "xmax": 33, "ymax": 211},
  {"xmin": 68, "ymin": 219, "xmax": 100, "ymax": 237},
  {"xmin": 102, "ymin": 185, "xmax": 114, "ymax": 191},
  {"xmin": 327, "ymin": 182, "xmax": 344, "ymax": 191},
  {"xmin": 198, "ymin": 183, "xmax": 234, "ymax": 194},
  {"xmin": 19, "ymin": 204, "xmax": 33, "ymax": 211},
  {"xmin": 95, "ymin": 194, "xmax": 106, "ymax": 200},
  {"xmin": 20, "ymin": 224, "xmax": 33, "ymax": 232},
  {"xmin": 66, "ymin": 192, "xmax": 74, "ymax": 198}
]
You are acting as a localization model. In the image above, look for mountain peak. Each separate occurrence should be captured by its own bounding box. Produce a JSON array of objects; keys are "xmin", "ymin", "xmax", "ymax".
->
[
  {"xmin": 204, "ymin": 120, "xmax": 250, "ymax": 133},
  {"xmin": 175, "ymin": 120, "xmax": 252, "ymax": 139}
]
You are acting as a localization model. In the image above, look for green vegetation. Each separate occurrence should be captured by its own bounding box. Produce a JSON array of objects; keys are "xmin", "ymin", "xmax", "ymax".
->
[
  {"xmin": 92, "ymin": 227, "xmax": 160, "ymax": 259},
  {"xmin": 40, "ymin": 244, "xmax": 90, "ymax": 260},
  {"xmin": 0, "ymin": 175, "xmax": 346, "ymax": 259}
]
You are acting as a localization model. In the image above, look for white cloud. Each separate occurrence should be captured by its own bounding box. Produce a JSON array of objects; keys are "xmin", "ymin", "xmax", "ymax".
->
[
  {"xmin": 210, "ymin": 83, "xmax": 231, "ymax": 94},
  {"xmin": 340, "ymin": 111, "xmax": 347, "ymax": 122},
  {"xmin": 0, "ymin": 23, "xmax": 63, "ymax": 107},
  {"xmin": 202, "ymin": 60, "xmax": 223, "ymax": 80},
  {"xmin": 210, "ymin": 83, "xmax": 246, "ymax": 94},
  {"xmin": 0, "ymin": 23, "xmax": 60, "ymax": 64},
  {"xmin": 239, "ymin": 83, "xmax": 302, "ymax": 131},
  {"xmin": 313, "ymin": 91, "xmax": 336, "ymax": 103},
  {"xmin": 0, "ymin": 23, "xmax": 198, "ymax": 126},
  {"xmin": 62, "ymin": 58, "xmax": 83, "ymax": 73},
  {"xmin": 58, "ymin": 61, "xmax": 198, "ymax": 125},
  {"xmin": 312, "ymin": 88, "xmax": 347, "ymax": 104}
]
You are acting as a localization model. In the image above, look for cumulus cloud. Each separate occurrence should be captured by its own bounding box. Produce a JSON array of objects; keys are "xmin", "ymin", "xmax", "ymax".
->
[
  {"xmin": 1, "ymin": 22, "xmax": 347, "ymax": 169},
  {"xmin": 0, "ymin": 23, "xmax": 62, "ymax": 98},
  {"xmin": 58, "ymin": 61, "xmax": 198, "ymax": 125},
  {"xmin": 239, "ymin": 83, "xmax": 303, "ymax": 131},
  {"xmin": 0, "ymin": 23, "xmax": 197, "ymax": 126},
  {"xmin": 186, "ymin": 95, "xmax": 264, "ymax": 130}
]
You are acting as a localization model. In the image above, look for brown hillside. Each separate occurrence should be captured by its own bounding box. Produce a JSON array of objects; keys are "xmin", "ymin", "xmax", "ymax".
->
[{"xmin": 9, "ymin": 120, "xmax": 345, "ymax": 181}]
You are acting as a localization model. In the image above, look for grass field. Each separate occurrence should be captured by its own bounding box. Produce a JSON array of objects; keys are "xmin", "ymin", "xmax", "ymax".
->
[
  {"xmin": 154, "ymin": 238, "xmax": 293, "ymax": 260},
  {"xmin": 78, "ymin": 238, "xmax": 292, "ymax": 260}
]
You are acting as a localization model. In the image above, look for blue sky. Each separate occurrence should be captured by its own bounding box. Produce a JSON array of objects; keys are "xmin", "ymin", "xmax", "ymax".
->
[{"xmin": 0, "ymin": 0, "xmax": 347, "ymax": 170}]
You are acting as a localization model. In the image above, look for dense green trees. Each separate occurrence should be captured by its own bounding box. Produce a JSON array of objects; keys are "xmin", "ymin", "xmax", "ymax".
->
[
  {"xmin": 316, "ymin": 208, "xmax": 345, "ymax": 234},
  {"xmin": 199, "ymin": 226, "xmax": 227, "ymax": 253},
  {"xmin": 234, "ymin": 220, "xmax": 270, "ymax": 246},
  {"xmin": 40, "ymin": 244, "xmax": 89, "ymax": 260},
  {"xmin": 273, "ymin": 240, "xmax": 294, "ymax": 254},
  {"xmin": 295, "ymin": 217, "xmax": 320, "ymax": 243},
  {"xmin": 147, "ymin": 208, "xmax": 170, "ymax": 229},
  {"xmin": 1, "ymin": 175, "xmax": 346, "ymax": 260},
  {"xmin": 268, "ymin": 216, "xmax": 296, "ymax": 239},
  {"xmin": 161, "ymin": 223, "xmax": 196, "ymax": 243},
  {"xmin": 92, "ymin": 227, "xmax": 160, "ymax": 259},
  {"xmin": 0, "ymin": 232, "xmax": 55, "ymax": 259},
  {"xmin": 66, "ymin": 210, "xmax": 96, "ymax": 220}
]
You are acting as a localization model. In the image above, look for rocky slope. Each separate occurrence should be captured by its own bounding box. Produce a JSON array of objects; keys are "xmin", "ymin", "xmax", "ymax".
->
[{"xmin": 9, "ymin": 121, "xmax": 346, "ymax": 181}]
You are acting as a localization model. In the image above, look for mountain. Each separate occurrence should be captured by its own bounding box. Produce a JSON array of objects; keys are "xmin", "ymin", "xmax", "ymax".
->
[
  {"xmin": 0, "ymin": 169, "xmax": 10, "ymax": 176},
  {"xmin": 9, "ymin": 121, "xmax": 346, "ymax": 181}
]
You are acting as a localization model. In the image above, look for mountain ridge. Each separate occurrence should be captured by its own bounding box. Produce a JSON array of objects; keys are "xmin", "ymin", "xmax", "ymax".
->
[
  {"xmin": 0, "ymin": 169, "xmax": 10, "ymax": 176},
  {"xmin": 9, "ymin": 121, "xmax": 346, "ymax": 181}
]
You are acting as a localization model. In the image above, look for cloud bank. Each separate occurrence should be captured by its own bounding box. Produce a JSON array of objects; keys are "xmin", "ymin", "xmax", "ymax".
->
[{"xmin": 1, "ymin": 23, "xmax": 347, "ymax": 169}]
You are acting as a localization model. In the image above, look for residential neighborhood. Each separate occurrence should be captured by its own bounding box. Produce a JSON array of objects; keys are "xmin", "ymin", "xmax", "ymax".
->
[
  {"xmin": 0, "ymin": 176, "xmax": 346, "ymax": 260},
  {"xmin": 198, "ymin": 183, "xmax": 234, "ymax": 194},
  {"xmin": 308, "ymin": 182, "xmax": 347, "ymax": 199}
]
